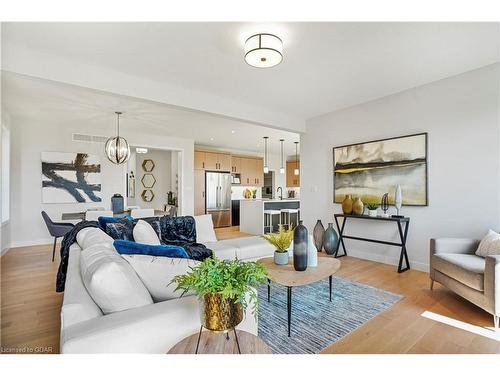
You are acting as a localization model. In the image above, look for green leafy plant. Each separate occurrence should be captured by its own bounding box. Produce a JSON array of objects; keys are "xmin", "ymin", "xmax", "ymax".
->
[
  {"xmin": 262, "ymin": 224, "xmax": 294, "ymax": 253},
  {"xmin": 171, "ymin": 257, "xmax": 268, "ymax": 315},
  {"xmin": 366, "ymin": 203, "xmax": 379, "ymax": 210}
]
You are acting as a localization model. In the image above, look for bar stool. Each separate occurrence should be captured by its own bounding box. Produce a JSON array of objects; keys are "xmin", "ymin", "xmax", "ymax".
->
[
  {"xmin": 264, "ymin": 210, "xmax": 282, "ymax": 233},
  {"xmin": 281, "ymin": 208, "xmax": 300, "ymax": 230}
]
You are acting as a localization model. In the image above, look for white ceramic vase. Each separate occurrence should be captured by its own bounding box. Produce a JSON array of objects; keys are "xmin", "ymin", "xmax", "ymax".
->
[
  {"xmin": 395, "ymin": 184, "xmax": 402, "ymax": 216},
  {"xmin": 307, "ymin": 235, "xmax": 318, "ymax": 267},
  {"xmin": 368, "ymin": 209, "xmax": 378, "ymax": 217}
]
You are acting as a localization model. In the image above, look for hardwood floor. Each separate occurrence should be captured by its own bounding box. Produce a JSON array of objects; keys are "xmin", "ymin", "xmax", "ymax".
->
[{"xmin": 1, "ymin": 226, "xmax": 499, "ymax": 354}]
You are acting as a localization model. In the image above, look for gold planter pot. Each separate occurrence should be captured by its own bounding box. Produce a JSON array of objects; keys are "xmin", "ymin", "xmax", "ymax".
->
[{"xmin": 199, "ymin": 293, "xmax": 244, "ymax": 332}]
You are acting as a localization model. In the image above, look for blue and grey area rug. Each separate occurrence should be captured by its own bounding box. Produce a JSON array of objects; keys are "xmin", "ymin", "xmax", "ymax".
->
[{"xmin": 257, "ymin": 277, "xmax": 401, "ymax": 354}]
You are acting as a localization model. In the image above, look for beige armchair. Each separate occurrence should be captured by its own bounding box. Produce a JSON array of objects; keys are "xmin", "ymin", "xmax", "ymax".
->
[{"xmin": 430, "ymin": 238, "xmax": 499, "ymax": 329}]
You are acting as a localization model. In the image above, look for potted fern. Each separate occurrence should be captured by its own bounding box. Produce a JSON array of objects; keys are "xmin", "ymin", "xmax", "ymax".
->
[
  {"xmin": 262, "ymin": 224, "xmax": 294, "ymax": 265},
  {"xmin": 172, "ymin": 257, "xmax": 268, "ymax": 332}
]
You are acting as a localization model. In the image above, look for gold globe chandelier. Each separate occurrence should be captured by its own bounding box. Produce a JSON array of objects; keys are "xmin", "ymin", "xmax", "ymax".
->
[{"xmin": 105, "ymin": 111, "xmax": 130, "ymax": 165}]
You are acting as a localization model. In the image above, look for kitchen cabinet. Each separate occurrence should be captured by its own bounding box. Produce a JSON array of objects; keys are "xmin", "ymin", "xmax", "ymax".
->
[
  {"xmin": 194, "ymin": 151, "xmax": 206, "ymax": 170},
  {"xmin": 217, "ymin": 153, "xmax": 231, "ymax": 172},
  {"xmin": 194, "ymin": 150, "xmax": 231, "ymax": 172},
  {"xmin": 194, "ymin": 169, "xmax": 205, "ymax": 215},
  {"xmin": 286, "ymin": 161, "xmax": 300, "ymax": 187},
  {"xmin": 231, "ymin": 156, "xmax": 242, "ymax": 174},
  {"xmin": 239, "ymin": 157, "xmax": 263, "ymax": 187}
]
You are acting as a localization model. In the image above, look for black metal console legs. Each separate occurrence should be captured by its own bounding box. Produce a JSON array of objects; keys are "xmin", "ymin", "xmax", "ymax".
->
[{"xmin": 333, "ymin": 214, "xmax": 411, "ymax": 273}]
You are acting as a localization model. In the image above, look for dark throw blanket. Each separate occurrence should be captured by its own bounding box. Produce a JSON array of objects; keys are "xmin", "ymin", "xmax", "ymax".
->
[
  {"xmin": 56, "ymin": 220, "xmax": 99, "ymax": 292},
  {"xmin": 56, "ymin": 216, "xmax": 212, "ymax": 292}
]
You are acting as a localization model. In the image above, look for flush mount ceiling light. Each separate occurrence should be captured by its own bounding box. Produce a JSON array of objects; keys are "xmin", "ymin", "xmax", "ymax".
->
[
  {"xmin": 136, "ymin": 147, "xmax": 148, "ymax": 154},
  {"xmin": 263, "ymin": 136, "xmax": 269, "ymax": 173},
  {"xmin": 244, "ymin": 33, "xmax": 283, "ymax": 68},
  {"xmin": 105, "ymin": 112, "xmax": 130, "ymax": 165}
]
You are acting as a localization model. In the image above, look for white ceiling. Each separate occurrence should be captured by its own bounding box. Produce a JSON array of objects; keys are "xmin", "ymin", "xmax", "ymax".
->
[
  {"xmin": 2, "ymin": 22, "xmax": 498, "ymax": 124},
  {"xmin": 2, "ymin": 72, "xmax": 300, "ymax": 155}
]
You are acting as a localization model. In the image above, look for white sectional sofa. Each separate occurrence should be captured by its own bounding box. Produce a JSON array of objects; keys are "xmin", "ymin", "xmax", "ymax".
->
[{"xmin": 60, "ymin": 224, "xmax": 275, "ymax": 353}]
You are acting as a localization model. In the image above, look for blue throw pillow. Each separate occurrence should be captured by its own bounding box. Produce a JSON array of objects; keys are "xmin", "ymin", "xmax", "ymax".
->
[
  {"xmin": 113, "ymin": 240, "xmax": 189, "ymax": 258},
  {"xmin": 98, "ymin": 215, "xmax": 132, "ymax": 231}
]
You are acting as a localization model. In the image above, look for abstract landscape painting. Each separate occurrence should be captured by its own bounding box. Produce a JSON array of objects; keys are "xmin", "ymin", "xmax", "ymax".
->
[
  {"xmin": 41, "ymin": 152, "xmax": 102, "ymax": 203},
  {"xmin": 333, "ymin": 133, "xmax": 428, "ymax": 206}
]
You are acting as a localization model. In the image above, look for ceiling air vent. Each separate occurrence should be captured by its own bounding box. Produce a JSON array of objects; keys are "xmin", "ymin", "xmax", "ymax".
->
[{"xmin": 72, "ymin": 133, "xmax": 109, "ymax": 143}]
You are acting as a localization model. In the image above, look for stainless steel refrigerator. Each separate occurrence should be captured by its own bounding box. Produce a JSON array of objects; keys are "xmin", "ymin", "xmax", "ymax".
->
[{"xmin": 205, "ymin": 172, "xmax": 232, "ymax": 227}]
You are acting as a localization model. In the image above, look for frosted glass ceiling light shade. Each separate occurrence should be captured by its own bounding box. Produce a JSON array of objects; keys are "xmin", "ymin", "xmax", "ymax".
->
[
  {"xmin": 245, "ymin": 33, "xmax": 283, "ymax": 68},
  {"xmin": 294, "ymin": 141, "xmax": 300, "ymax": 176},
  {"xmin": 279, "ymin": 139, "xmax": 285, "ymax": 174},
  {"xmin": 263, "ymin": 136, "xmax": 269, "ymax": 173},
  {"xmin": 105, "ymin": 112, "xmax": 130, "ymax": 165}
]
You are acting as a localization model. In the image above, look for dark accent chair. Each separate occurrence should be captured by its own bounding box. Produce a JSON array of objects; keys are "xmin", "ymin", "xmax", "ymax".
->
[{"xmin": 41, "ymin": 211, "xmax": 75, "ymax": 262}]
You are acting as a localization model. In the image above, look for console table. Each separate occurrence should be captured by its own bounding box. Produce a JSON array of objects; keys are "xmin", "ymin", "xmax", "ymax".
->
[{"xmin": 333, "ymin": 214, "xmax": 410, "ymax": 273}]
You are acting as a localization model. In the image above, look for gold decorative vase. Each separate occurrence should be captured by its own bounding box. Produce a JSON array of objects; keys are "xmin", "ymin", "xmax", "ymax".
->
[
  {"xmin": 199, "ymin": 293, "xmax": 244, "ymax": 331},
  {"xmin": 342, "ymin": 195, "xmax": 353, "ymax": 214},
  {"xmin": 352, "ymin": 197, "xmax": 364, "ymax": 215}
]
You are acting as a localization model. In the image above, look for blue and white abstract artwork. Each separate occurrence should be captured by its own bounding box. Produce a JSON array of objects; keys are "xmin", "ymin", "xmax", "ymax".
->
[{"xmin": 41, "ymin": 152, "xmax": 102, "ymax": 203}]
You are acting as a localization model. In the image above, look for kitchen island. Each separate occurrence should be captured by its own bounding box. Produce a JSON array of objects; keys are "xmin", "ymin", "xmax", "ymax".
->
[{"xmin": 240, "ymin": 199, "xmax": 300, "ymax": 235}]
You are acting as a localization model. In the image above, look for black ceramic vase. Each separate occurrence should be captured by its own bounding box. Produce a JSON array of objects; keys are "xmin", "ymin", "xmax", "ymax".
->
[
  {"xmin": 293, "ymin": 221, "xmax": 308, "ymax": 271},
  {"xmin": 323, "ymin": 223, "xmax": 339, "ymax": 255},
  {"xmin": 313, "ymin": 220, "xmax": 325, "ymax": 252}
]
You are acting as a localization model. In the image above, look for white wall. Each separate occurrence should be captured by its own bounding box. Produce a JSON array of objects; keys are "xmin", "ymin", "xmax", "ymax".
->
[
  {"xmin": 135, "ymin": 149, "xmax": 172, "ymax": 210},
  {"xmin": 0, "ymin": 107, "xmax": 12, "ymax": 255},
  {"xmin": 301, "ymin": 64, "xmax": 499, "ymax": 271},
  {"xmin": 9, "ymin": 117, "xmax": 194, "ymax": 247}
]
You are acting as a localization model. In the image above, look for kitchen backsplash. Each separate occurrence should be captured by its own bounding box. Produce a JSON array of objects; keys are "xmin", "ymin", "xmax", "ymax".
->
[
  {"xmin": 231, "ymin": 186, "xmax": 300, "ymax": 200},
  {"xmin": 231, "ymin": 186, "xmax": 262, "ymax": 200}
]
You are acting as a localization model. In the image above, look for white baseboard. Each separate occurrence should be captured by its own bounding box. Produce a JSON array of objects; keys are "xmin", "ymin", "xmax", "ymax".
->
[
  {"xmin": 9, "ymin": 238, "xmax": 54, "ymax": 249},
  {"xmin": 345, "ymin": 248, "xmax": 429, "ymax": 273}
]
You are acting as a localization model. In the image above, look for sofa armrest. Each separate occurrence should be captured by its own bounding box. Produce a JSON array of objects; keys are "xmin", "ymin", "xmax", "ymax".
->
[
  {"xmin": 430, "ymin": 238, "xmax": 479, "ymax": 256},
  {"xmin": 484, "ymin": 255, "xmax": 500, "ymax": 316},
  {"xmin": 61, "ymin": 294, "xmax": 258, "ymax": 353}
]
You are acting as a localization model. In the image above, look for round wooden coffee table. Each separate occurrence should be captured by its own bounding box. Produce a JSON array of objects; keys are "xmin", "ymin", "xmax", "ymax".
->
[
  {"xmin": 257, "ymin": 255, "xmax": 341, "ymax": 337},
  {"xmin": 167, "ymin": 330, "xmax": 272, "ymax": 354}
]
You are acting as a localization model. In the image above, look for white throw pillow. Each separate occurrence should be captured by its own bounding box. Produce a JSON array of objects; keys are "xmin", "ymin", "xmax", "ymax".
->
[
  {"xmin": 76, "ymin": 227, "xmax": 114, "ymax": 250},
  {"xmin": 80, "ymin": 244, "xmax": 153, "ymax": 314},
  {"xmin": 476, "ymin": 229, "xmax": 500, "ymax": 257},
  {"xmin": 194, "ymin": 214, "xmax": 217, "ymax": 243},
  {"xmin": 133, "ymin": 219, "xmax": 161, "ymax": 245},
  {"xmin": 122, "ymin": 254, "xmax": 199, "ymax": 302}
]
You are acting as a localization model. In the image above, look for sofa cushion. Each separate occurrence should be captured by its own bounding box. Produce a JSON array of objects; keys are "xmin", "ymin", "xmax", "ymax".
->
[
  {"xmin": 80, "ymin": 244, "xmax": 153, "ymax": 314},
  {"xmin": 221, "ymin": 237, "xmax": 275, "ymax": 260},
  {"xmin": 133, "ymin": 220, "xmax": 161, "ymax": 245},
  {"xmin": 113, "ymin": 240, "xmax": 189, "ymax": 259},
  {"xmin": 202, "ymin": 241, "xmax": 237, "ymax": 260},
  {"xmin": 475, "ymin": 229, "xmax": 500, "ymax": 257},
  {"xmin": 194, "ymin": 214, "xmax": 217, "ymax": 243},
  {"xmin": 433, "ymin": 253, "xmax": 485, "ymax": 291},
  {"xmin": 76, "ymin": 227, "xmax": 114, "ymax": 250},
  {"xmin": 122, "ymin": 254, "xmax": 199, "ymax": 302}
]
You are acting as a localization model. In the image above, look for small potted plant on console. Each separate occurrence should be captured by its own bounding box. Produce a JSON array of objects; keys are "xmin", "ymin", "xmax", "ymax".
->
[{"xmin": 366, "ymin": 203, "xmax": 379, "ymax": 217}]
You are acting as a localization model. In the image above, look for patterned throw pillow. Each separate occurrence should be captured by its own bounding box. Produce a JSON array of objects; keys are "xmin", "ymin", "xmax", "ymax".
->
[
  {"xmin": 98, "ymin": 215, "xmax": 132, "ymax": 231},
  {"xmin": 105, "ymin": 218, "xmax": 134, "ymax": 241},
  {"xmin": 475, "ymin": 229, "xmax": 500, "ymax": 257}
]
